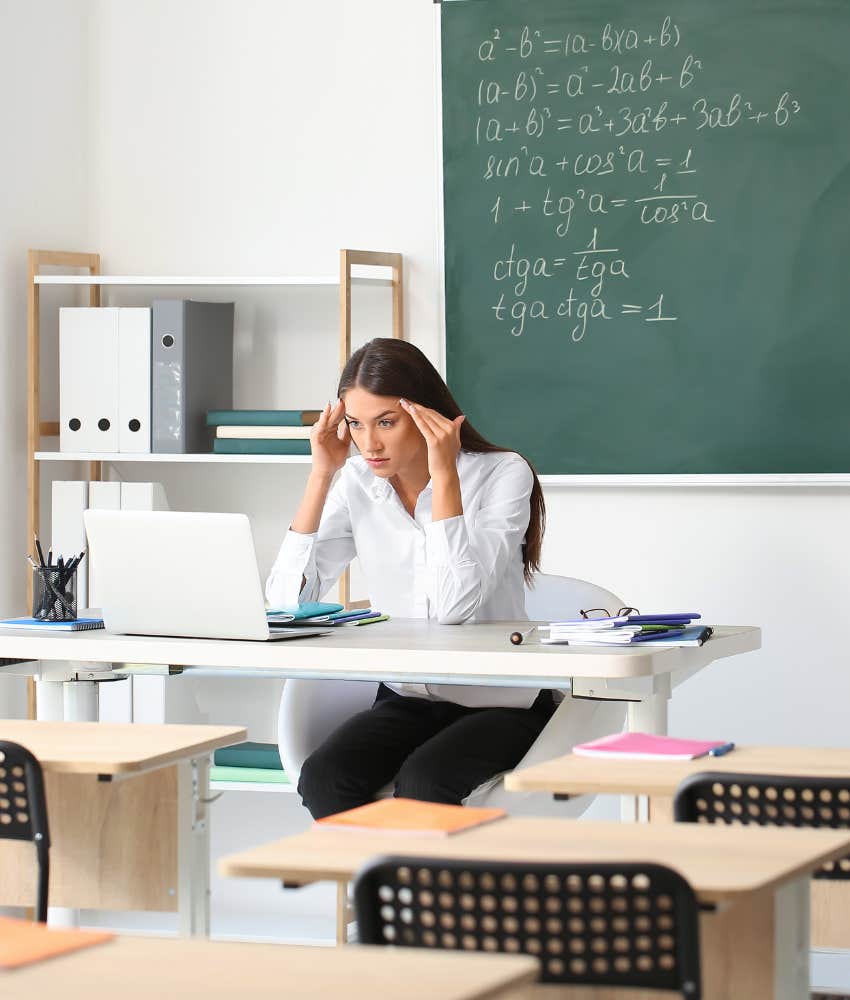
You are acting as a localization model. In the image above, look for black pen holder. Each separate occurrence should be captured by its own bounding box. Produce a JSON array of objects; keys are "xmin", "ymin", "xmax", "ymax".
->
[{"xmin": 32, "ymin": 566, "xmax": 77, "ymax": 621}]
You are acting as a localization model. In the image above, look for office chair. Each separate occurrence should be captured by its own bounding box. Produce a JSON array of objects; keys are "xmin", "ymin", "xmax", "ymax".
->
[
  {"xmin": 674, "ymin": 772, "xmax": 850, "ymax": 878},
  {"xmin": 354, "ymin": 856, "xmax": 702, "ymax": 997},
  {"xmin": 0, "ymin": 740, "xmax": 50, "ymax": 921},
  {"xmin": 277, "ymin": 573, "xmax": 629, "ymax": 817}
]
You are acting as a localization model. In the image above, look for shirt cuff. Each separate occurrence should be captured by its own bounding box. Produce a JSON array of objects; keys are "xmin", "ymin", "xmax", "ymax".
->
[
  {"xmin": 424, "ymin": 515, "xmax": 472, "ymax": 567},
  {"xmin": 266, "ymin": 529, "xmax": 317, "ymax": 609},
  {"xmin": 279, "ymin": 528, "xmax": 316, "ymax": 563}
]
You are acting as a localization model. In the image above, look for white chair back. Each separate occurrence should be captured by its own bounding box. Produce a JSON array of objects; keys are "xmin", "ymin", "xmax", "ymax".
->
[{"xmin": 523, "ymin": 573, "xmax": 625, "ymax": 623}]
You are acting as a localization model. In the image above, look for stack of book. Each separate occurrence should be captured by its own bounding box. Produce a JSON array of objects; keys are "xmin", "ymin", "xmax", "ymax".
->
[
  {"xmin": 540, "ymin": 613, "xmax": 712, "ymax": 647},
  {"xmin": 207, "ymin": 409, "xmax": 322, "ymax": 455},
  {"xmin": 211, "ymin": 741, "xmax": 290, "ymax": 785}
]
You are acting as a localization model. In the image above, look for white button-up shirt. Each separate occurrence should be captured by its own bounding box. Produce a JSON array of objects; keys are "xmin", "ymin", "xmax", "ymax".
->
[{"xmin": 265, "ymin": 450, "xmax": 537, "ymax": 709}]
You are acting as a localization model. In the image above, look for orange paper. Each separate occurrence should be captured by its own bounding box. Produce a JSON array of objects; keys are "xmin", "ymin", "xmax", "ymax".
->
[
  {"xmin": 314, "ymin": 797, "xmax": 506, "ymax": 837},
  {"xmin": 0, "ymin": 916, "xmax": 113, "ymax": 969}
]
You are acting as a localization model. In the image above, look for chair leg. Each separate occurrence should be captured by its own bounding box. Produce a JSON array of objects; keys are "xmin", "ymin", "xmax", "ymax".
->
[
  {"xmin": 336, "ymin": 881, "xmax": 349, "ymax": 944},
  {"xmin": 36, "ymin": 846, "xmax": 49, "ymax": 923}
]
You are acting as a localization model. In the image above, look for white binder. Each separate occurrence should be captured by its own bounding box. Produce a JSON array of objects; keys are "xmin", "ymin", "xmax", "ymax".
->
[
  {"xmin": 120, "ymin": 481, "xmax": 170, "ymax": 511},
  {"xmin": 51, "ymin": 481, "xmax": 89, "ymax": 608},
  {"xmin": 87, "ymin": 481, "xmax": 121, "ymax": 608},
  {"xmin": 59, "ymin": 308, "xmax": 120, "ymax": 453},
  {"xmin": 118, "ymin": 308, "xmax": 152, "ymax": 453}
]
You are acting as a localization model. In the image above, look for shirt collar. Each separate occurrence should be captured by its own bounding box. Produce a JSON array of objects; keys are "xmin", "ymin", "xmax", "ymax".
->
[{"xmin": 368, "ymin": 477, "xmax": 394, "ymax": 503}]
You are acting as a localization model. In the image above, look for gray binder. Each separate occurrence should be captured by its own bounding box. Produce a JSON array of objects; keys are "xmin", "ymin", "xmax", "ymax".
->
[{"xmin": 151, "ymin": 300, "xmax": 234, "ymax": 453}]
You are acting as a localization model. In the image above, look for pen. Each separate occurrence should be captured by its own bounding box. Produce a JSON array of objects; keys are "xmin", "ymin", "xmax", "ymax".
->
[
  {"xmin": 34, "ymin": 535, "xmax": 45, "ymax": 567},
  {"xmin": 351, "ymin": 614, "xmax": 390, "ymax": 626},
  {"xmin": 509, "ymin": 625, "xmax": 537, "ymax": 646},
  {"xmin": 708, "ymin": 741, "xmax": 736, "ymax": 757}
]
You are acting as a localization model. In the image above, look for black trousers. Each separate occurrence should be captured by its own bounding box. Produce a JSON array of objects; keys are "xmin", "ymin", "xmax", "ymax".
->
[{"xmin": 297, "ymin": 683, "xmax": 556, "ymax": 819}]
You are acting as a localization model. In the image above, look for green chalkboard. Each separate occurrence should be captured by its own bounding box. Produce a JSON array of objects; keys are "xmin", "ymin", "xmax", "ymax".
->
[{"xmin": 441, "ymin": 0, "xmax": 850, "ymax": 474}]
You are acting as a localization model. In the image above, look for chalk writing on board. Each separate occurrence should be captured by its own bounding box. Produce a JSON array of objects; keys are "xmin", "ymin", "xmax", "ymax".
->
[{"xmin": 468, "ymin": 15, "xmax": 802, "ymax": 343}]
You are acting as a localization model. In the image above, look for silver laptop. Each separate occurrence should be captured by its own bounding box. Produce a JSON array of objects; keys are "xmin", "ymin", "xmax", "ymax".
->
[{"xmin": 83, "ymin": 509, "xmax": 325, "ymax": 641}]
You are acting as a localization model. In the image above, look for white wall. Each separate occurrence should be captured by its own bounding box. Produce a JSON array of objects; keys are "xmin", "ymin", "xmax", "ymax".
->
[
  {"xmin": 4, "ymin": 0, "xmax": 849, "ymax": 935},
  {"xmin": 0, "ymin": 0, "xmax": 94, "ymax": 714}
]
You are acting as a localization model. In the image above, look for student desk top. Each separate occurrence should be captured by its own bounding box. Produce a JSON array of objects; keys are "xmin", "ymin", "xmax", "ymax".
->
[
  {"xmin": 219, "ymin": 816, "xmax": 850, "ymax": 998},
  {"xmin": 0, "ymin": 621, "xmax": 761, "ymax": 735},
  {"xmin": 504, "ymin": 745, "xmax": 850, "ymax": 800},
  {"xmin": 505, "ymin": 746, "xmax": 850, "ymax": 951},
  {"xmin": 0, "ymin": 720, "xmax": 245, "ymax": 938},
  {"xmin": 1, "ymin": 938, "xmax": 538, "ymax": 1000}
]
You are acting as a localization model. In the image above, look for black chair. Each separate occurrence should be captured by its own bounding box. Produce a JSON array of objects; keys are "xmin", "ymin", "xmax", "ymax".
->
[
  {"xmin": 674, "ymin": 772, "xmax": 850, "ymax": 879},
  {"xmin": 0, "ymin": 740, "xmax": 50, "ymax": 921},
  {"xmin": 354, "ymin": 856, "xmax": 702, "ymax": 998}
]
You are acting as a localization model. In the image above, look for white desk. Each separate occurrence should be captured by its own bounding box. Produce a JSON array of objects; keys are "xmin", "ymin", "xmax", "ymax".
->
[{"xmin": 0, "ymin": 620, "xmax": 760, "ymax": 735}]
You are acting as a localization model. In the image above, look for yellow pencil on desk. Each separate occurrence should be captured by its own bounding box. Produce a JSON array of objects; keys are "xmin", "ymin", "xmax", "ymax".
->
[{"xmin": 351, "ymin": 614, "xmax": 390, "ymax": 626}]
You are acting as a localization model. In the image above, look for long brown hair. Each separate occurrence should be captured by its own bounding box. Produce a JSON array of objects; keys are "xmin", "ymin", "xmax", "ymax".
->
[{"xmin": 338, "ymin": 338, "xmax": 545, "ymax": 583}]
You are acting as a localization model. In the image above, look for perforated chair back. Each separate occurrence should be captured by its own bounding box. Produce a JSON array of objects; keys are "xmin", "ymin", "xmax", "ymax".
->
[
  {"xmin": 674, "ymin": 771, "xmax": 850, "ymax": 879},
  {"xmin": 0, "ymin": 741, "xmax": 50, "ymax": 921},
  {"xmin": 354, "ymin": 856, "xmax": 702, "ymax": 997}
]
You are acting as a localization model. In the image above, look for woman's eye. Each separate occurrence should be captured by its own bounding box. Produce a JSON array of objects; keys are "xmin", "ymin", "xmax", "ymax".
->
[
  {"xmin": 378, "ymin": 420, "xmax": 393, "ymax": 428},
  {"xmin": 347, "ymin": 420, "xmax": 361, "ymax": 429}
]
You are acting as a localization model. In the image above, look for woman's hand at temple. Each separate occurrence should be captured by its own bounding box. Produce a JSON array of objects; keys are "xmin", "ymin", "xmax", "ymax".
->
[{"xmin": 310, "ymin": 399, "xmax": 351, "ymax": 478}]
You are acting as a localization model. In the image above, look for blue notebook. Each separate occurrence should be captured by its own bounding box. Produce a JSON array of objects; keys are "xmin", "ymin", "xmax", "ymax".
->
[
  {"xmin": 0, "ymin": 616, "xmax": 104, "ymax": 632},
  {"xmin": 266, "ymin": 602, "xmax": 344, "ymax": 622}
]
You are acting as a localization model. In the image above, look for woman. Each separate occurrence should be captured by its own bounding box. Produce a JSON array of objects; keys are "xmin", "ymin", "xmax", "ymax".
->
[{"xmin": 266, "ymin": 338, "xmax": 552, "ymax": 819}]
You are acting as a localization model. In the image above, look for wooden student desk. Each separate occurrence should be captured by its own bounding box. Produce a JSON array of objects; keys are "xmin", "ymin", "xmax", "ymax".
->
[
  {"xmin": 0, "ymin": 620, "xmax": 761, "ymax": 736},
  {"xmin": 0, "ymin": 720, "xmax": 245, "ymax": 938},
  {"xmin": 0, "ymin": 937, "xmax": 539, "ymax": 1000},
  {"xmin": 218, "ymin": 816, "xmax": 850, "ymax": 999},
  {"xmin": 505, "ymin": 746, "xmax": 850, "ymax": 951}
]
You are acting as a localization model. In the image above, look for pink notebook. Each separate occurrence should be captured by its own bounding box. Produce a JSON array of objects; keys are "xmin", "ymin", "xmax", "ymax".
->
[{"xmin": 573, "ymin": 732, "xmax": 732, "ymax": 761}]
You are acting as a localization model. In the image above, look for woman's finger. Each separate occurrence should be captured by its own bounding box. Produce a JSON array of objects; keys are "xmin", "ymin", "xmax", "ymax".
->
[
  {"xmin": 415, "ymin": 404, "xmax": 454, "ymax": 433},
  {"xmin": 314, "ymin": 402, "xmax": 332, "ymax": 429},
  {"xmin": 400, "ymin": 399, "xmax": 434, "ymax": 441},
  {"xmin": 327, "ymin": 398, "xmax": 346, "ymax": 428}
]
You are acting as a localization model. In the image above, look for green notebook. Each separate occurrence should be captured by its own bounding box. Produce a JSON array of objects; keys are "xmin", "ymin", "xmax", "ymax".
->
[
  {"xmin": 206, "ymin": 409, "xmax": 321, "ymax": 427},
  {"xmin": 213, "ymin": 741, "xmax": 283, "ymax": 769},
  {"xmin": 213, "ymin": 439, "xmax": 311, "ymax": 455},
  {"xmin": 210, "ymin": 766, "xmax": 290, "ymax": 784}
]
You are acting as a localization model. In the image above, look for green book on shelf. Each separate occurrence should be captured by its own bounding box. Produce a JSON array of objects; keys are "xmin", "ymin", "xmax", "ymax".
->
[
  {"xmin": 213, "ymin": 439, "xmax": 311, "ymax": 455},
  {"xmin": 214, "ymin": 741, "xmax": 283, "ymax": 769},
  {"xmin": 210, "ymin": 766, "xmax": 290, "ymax": 784},
  {"xmin": 206, "ymin": 409, "xmax": 322, "ymax": 427}
]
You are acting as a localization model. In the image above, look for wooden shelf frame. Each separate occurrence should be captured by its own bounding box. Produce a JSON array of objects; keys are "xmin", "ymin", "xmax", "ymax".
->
[{"xmin": 26, "ymin": 246, "xmax": 404, "ymax": 631}]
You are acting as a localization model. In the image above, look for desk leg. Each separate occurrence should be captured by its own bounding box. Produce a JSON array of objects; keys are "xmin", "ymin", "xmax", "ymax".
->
[
  {"xmin": 626, "ymin": 674, "xmax": 670, "ymax": 735},
  {"xmin": 617, "ymin": 676, "xmax": 671, "ymax": 821},
  {"xmin": 64, "ymin": 680, "xmax": 99, "ymax": 722},
  {"xmin": 177, "ymin": 755, "xmax": 211, "ymax": 938},
  {"xmin": 35, "ymin": 679, "xmax": 65, "ymax": 721}
]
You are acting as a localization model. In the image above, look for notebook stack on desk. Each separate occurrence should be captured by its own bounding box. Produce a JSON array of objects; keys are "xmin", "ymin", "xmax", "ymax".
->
[{"xmin": 540, "ymin": 613, "xmax": 712, "ymax": 647}]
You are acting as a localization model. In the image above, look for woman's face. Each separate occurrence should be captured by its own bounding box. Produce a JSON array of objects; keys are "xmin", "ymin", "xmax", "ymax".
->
[{"xmin": 343, "ymin": 387, "xmax": 428, "ymax": 480}]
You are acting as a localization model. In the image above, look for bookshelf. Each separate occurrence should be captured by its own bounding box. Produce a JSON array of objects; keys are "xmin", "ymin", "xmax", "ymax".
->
[{"xmin": 26, "ymin": 247, "xmax": 404, "ymax": 638}]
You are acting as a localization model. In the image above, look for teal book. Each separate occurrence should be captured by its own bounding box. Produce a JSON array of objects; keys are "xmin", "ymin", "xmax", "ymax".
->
[
  {"xmin": 213, "ymin": 741, "xmax": 283, "ymax": 769},
  {"xmin": 207, "ymin": 409, "xmax": 321, "ymax": 427},
  {"xmin": 213, "ymin": 439, "xmax": 311, "ymax": 455},
  {"xmin": 210, "ymin": 765, "xmax": 290, "ymax": 784}
]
